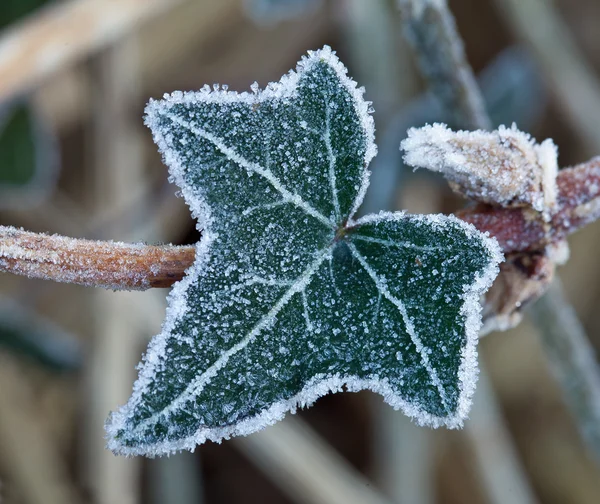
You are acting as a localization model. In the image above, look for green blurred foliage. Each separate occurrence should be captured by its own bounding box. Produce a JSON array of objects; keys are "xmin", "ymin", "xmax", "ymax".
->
[
  {"xmin": 0, "ymin": 2, "xmax": 61, "ymax": 209},
  {"xmin": 0, "ymin": 300, "xmax": 82, "ymax": 373},
  {"xmin": 0, "ymin": 1, "xmax": 55, "ymax": 191},
  {"xmin": 0, "ymin": 105, "xmax": 36, "ymax": 186},
  {"xmin": 0, "ymin": 0, "xmax": 52, "ymax": 30}
]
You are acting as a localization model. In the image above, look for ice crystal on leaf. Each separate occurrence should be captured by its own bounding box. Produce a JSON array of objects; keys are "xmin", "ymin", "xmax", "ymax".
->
[{"xmin": 105, "ymin": 46, "xmax": 503, "ymax": 457}]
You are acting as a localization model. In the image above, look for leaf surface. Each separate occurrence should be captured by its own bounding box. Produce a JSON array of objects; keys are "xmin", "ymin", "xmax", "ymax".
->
[{"xmin": 106, "ymin": 47, "xmax": 502, "ymax": 456}]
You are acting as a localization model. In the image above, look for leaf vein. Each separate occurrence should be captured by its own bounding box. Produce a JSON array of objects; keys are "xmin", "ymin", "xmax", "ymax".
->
[
  {"xmin": 302, "ymin": 291, "xmax": 313, "ymax": 332},
  {"xmin": 323, "ymin": 98, "xmax": 341, "ymax": 222},
  {"xmin": 347, "ymin": 243, "xmax": 450, "ymax": 413},
  {"xmin": 163, "ymin": 112, "xmax": 334, "ymax": 228},
  {"xmin": 351, "ymin": 234, "xmax": 448, "ymax": 252},
  {"xmin": 132, "ymin": 247, "xmax": 332, "ymax": 434}
]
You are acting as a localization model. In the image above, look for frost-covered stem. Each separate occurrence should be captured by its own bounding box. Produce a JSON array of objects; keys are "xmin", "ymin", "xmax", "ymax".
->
[
  {"xmin": 529, "ymin": 279, "xmax": 600, "ymax": 463},
  {"xmin": 0, "ymin": 225, "xmax": 195, "ymax": 290},
  {"xmin": 457, "ymin": 157, "xmax": 600, "ymax": 253},
  {"xmin": 2, "ymin": 156, "xmax": 600, "ymax": 291},
  {"xmin": 396, "ymin": 0, "xmax": 491, "ymax": 130}
]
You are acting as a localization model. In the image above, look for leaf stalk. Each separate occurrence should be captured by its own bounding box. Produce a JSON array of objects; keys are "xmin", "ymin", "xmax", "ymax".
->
[
  {"xmin": 0, "ymin": 225, "xmax": 195, "ymax": 290},
  {"xmin": 2, "ymin": 156, "xmax": 599, "ymax": 291}
]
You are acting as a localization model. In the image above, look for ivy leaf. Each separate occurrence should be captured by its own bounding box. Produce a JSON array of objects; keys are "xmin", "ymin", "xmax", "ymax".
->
[{"xmin": 106, "ymin": 46, "xmax": 503, "ymax": 456}]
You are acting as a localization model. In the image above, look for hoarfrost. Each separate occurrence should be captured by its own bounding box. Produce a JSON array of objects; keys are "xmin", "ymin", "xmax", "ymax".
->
[
  {"xmin": 401, "ymin": 123, "xmax": 559, "ymax": 219},
  {"xmin": 106, "ymin": 47, "xmax": 502, "ymax": 457}
]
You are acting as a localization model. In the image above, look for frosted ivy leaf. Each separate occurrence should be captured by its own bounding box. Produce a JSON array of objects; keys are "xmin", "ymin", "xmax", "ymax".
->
[{"xmin": 106, "ymin": 46, "xmax": 503, "ymax": 456}]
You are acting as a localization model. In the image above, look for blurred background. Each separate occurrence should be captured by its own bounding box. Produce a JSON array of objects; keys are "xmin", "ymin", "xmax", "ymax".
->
[{"xmin": 1, "ymin": 0, "xmax": 600, "ymax": 503}]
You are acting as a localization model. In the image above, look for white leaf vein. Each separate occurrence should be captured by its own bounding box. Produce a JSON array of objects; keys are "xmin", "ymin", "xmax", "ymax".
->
[
  {"xmin": 132, "ymin": 248, "xmax": 331, "ymax": 434},
  {"xmin": 163, "ymin": 112, "xmax": 334, "ymax": 228},
  {"xmin": 351, "ymin": 234, "xmax": 448, "ymax": 253},
  {"xmin": 241, "ymin": 200, "xmax": 289, "ymax": 217},
  {"xmin": 347, "ymin": 243, "xmax": 450, "ymax": 413},
  {"xmin": 241, "ymin": 276, "xmax": 295, "ymax": 288},
  {"xmin": 323, "ymin": 98, "xmax": 341, "ymax": 222},
  {"xmin": 302, "ymin": 291, "xmax": 313, "ymax": 332}
]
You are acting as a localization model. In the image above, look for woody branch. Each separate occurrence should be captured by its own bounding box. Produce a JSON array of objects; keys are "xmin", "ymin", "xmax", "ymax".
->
[{"xmin": 1, "ymin": 157, "xmax": 599, "ymax": 291}]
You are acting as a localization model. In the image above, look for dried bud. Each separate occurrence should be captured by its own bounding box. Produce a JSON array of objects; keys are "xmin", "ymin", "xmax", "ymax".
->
[
  {"xmin": 481, "ymin": 248, "xmax": 557, "ymax": 336},
  {"xmin": 401, "ymin": 123, "xmax": 558, "ymax": 219}
]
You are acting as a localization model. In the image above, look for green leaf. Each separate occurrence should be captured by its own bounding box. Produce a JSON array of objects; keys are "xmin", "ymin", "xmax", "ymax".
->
[{"xmin": 106, "ymin": 46, "xmax": 503, "ymax": 456}]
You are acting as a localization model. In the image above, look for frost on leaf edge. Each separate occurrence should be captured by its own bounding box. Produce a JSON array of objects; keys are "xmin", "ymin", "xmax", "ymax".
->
[
  {"xmin": 105, "ymin": 46, "xmax": 379, "ymax": 456},
  {"xmin": 352, "ymin": 211, "xmax": 504, "ymax": 428},
  {"xmin": 144, "ymin": 44, "xmax": 377, "ymax": 223},
  {"xmin": 106, "ymin": 210, "xmax": 502, "ymax": 457}
]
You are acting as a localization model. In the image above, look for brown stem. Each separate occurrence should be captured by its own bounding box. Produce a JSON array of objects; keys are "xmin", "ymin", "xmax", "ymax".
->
[
  {"xmin": 457, "ymin": 157, "xmax": 600, "ymax": 253},
  {"xmin": 0, "ymin": 226, "xmax": 195, "ymax": 290},
  {"xmin": 1, "ymin": 157, "xmax": 599, "ymax": 291}
]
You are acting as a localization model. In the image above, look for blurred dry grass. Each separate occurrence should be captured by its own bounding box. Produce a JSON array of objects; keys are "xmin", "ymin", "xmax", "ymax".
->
[{"xmin": 1, "ymin": 0, "xmax": 600, "ymax": 503}]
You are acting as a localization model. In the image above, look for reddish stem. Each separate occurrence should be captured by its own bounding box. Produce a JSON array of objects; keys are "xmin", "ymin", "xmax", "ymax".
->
[
  {"xmin": 457, "ymin": 158, "xmax": 600, "ymax": 253},
  {"xmin": 1, "ymin": 158, "xmax": 599, "ymax": 290}
]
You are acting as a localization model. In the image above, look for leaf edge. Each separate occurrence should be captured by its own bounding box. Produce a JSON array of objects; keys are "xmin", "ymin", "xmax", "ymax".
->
[{"xmin": 106, "ymin": 211, "xmax": 503, "ymax": 457}]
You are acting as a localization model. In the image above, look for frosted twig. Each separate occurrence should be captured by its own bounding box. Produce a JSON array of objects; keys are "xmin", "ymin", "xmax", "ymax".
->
[
  {"xmin": 400, "ymin": 0, "xmax": 600, "ymax": 473},
  {"xmin": 2, "ymin": 157, "xmax": 600, "ymax": 291},
  {"xmin": 529, "ymin": 279, "xmax": 600, "ymax": 463},
  {"xmin": 457, "ymin": 157, "xmax": 600, "ymax": 253},
  {"xmin": 0, "ymin": 225, "xmax": 195, "ymax": 290},
  {"xmin": 396, "ymin": 0, "xmax": 491, "ymax": 130}
]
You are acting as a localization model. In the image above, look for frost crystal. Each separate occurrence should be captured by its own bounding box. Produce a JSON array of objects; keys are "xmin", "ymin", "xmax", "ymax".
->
[
  {"xmin": 106, "ymin": 47, "xmax": 503, "ymax": 456},
  {"xmin": 401, "ymin": 123, "xmax": 559, "ymax": 219}
]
